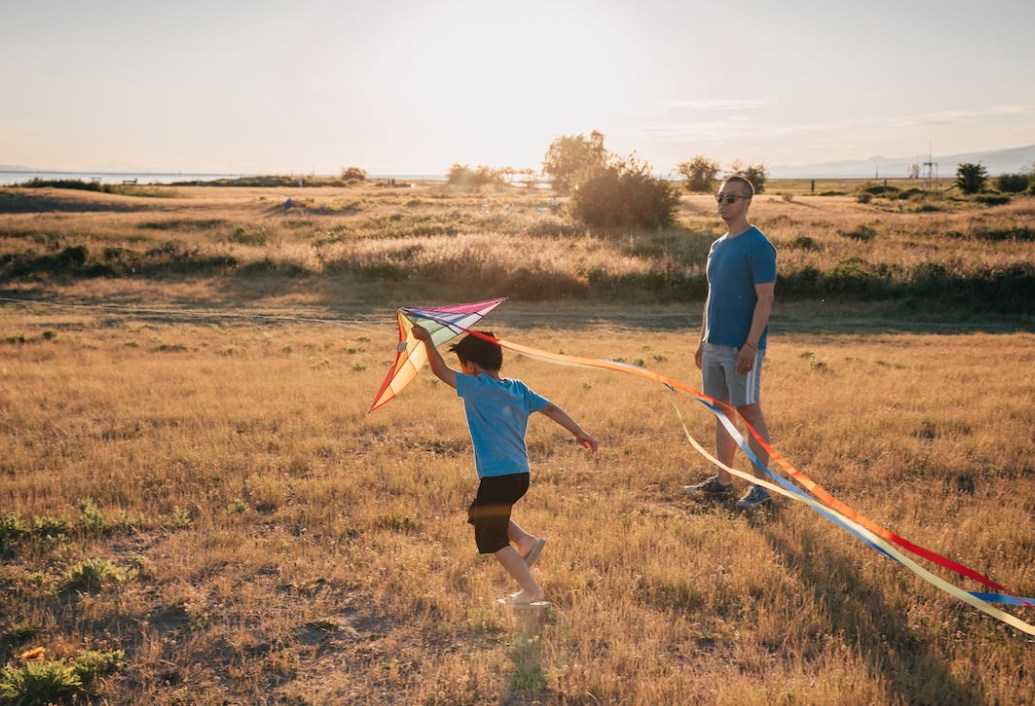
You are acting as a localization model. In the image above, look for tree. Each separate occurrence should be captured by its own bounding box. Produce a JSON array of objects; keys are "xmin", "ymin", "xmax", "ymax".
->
[
  {"xmin": 569, "ymin": 154, "xmax": 679, "ymax": 229},
  {"xmin": 340, "ymin": 166, "xmax": 366, "ymax": 182},
  {"xmin": 728, "ymin": 161, "xmax": 769, "ymax": 194},
  {"xmin": 995, "ymin": 173, "xmax": 1030, "ymax": 193},
  {"xmin": 956, "ymin": 162, "xmax": 988, "ymax": 195},
  {"xmin": 542, "ymin": 131, "xmax": 608, "ymax": 192},
  {"xmin": 675, "ymin": 156, "xmax": 721, "ymax": 193},
  {"xmin": 446, "ymin": 163, "xmax": 505, "ymax": 187}
]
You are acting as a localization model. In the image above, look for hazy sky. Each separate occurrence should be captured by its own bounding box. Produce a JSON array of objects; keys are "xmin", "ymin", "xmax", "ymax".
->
[{"xmin": 3, "ymin": 0, "xmax": 1033, "ymax": 175}]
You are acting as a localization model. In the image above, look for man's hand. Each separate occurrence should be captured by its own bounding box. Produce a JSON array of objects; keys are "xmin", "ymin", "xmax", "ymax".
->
[{"xmin": 735, "ymin": 347, "xmax": 755, "ymax": 375}]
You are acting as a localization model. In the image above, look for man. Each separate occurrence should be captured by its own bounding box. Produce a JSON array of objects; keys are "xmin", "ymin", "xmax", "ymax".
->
[{"xmin": 686, "ymin": 176, "xmax": 777, "ymax": 509}]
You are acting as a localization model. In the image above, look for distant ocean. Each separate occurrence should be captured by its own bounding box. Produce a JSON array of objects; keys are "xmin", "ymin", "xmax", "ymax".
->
[
  {"xmin": 0, "ymin": 171, "xmax": 455, "ymax": 186},
  {"xmin": 0, "ymin": 171, "xmax": 243, "ymax": 186}
]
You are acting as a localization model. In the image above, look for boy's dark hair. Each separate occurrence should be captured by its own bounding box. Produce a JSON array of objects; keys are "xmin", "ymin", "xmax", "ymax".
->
[{"xmin": 449, "ymin": 331, "xmax": 503, "ymax": 371}]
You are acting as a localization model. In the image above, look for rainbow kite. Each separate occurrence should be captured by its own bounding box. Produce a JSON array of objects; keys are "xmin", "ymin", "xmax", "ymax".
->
[
  {"xmin": 369, "ymin": 298, "xmax": 506, "ymax": 412},
  {"xmin": 371, "ymin": 299, "xmax": 1035, "ymax": 635}
]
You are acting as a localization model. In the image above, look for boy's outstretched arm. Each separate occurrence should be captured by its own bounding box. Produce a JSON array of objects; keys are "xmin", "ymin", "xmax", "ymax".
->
[
  {"xmin": 411, "ymin": 324, "xmax": 458, "ymax": 389},
  {"xmin": 538, "ymin": 402, "xmax": 598, "ymax": 453}
]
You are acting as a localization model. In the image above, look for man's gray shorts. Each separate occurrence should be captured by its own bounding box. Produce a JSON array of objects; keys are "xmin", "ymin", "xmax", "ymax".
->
[{"xmin": 701, "ymin": 343, "xmax": 765, "ymax": 406}]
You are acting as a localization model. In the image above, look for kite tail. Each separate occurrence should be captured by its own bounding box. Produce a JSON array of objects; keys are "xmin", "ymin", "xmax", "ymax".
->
[{"xmin": 402, "ymin": 310, "xmax": 1035, "ymax": 625}]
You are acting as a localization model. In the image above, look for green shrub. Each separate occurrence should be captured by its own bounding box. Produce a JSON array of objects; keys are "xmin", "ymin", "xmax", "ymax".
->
[
  {"xmin": 840, "ymin": 224, "xmax": 878, "ymax": 242},
  {"xmin": 727, "ymin": 162, "xmax": 769, "ymax": 193},
  {"xmin": 72, "ymin": 649, "xmax": 123, "ymax": 681},
  {"xmin": 0, "ymin": 659, "xmax": 82, "ymax": 704},
  {"xmin": 0, "ymin": 513, "xmax": 27, "ymax": 551},
  {"xmin": 30, "ymin": 515, "xmax": 69, "ymax": 541},
  {"xmin": 826, "ymin": 258, "xmax": 878, "ymax": 293},
  {"xmin": 77, "ymin": 498, "xmax": 107, "ymax": 534},
  {"xmin": 789, "ymin": 235, "xmax": 819, "ymax": 250},
  {"xmin": 17, "ymin": 177, "xmax": 106, "ymax": 192},
  {"xmin": 446, "ymin": 164, "xmax": 506, "ymax": 187},
  {"xmin": 973, "ymin": 194, "xmax": 1010, "ymax": 206},
  {"xmin": 675, "ymin": 156, "xmax": 721, "ymax": 193},
  {"xmin": 995, "ymin": 173, "xmax": 1029, "ymax": 193},
  {"xmin": 65, "ymin": 558, "xmax": 123, "ymax": 591},
  {"xmin": 0, "ymin": 649, "xmax": 122, "ymax": 705},
  {"xmin": 956, "ymin": 162, "xmax": 988, "ymax": 194},
  {"xmin": 569, "ymin": 156, "xmax": 679, "ymax": 229},
  {"xmin": 859, "ymin": 184, "xmax": 901, "ymax": 196},
  {"xmin": 340, "ymin": 166, "xmax": 367, "ymax": 181}
]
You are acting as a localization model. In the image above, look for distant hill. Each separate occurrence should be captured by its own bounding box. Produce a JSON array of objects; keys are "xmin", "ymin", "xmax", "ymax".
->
[{"xmin": 771, "ymin": 143, "xmax": 1035, "ymax": 179}]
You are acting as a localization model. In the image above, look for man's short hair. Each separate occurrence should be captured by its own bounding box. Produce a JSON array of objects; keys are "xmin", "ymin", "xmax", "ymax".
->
[
  {"xmin": 723, "ymin": 175, "xmax": 755, "ymax": 197},
  {"xmin": 449, "ymin": 331, "xmax": 503, "ymax": 371}
]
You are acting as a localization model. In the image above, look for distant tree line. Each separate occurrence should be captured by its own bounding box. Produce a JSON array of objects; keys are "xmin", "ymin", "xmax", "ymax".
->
[
  {"xmin": 672, "ymin": 156, "xmax": 769, "ymax": 195},
  {"xmin": 955, "ymin": 161, "xmax": 1035, "ymax": 196}
]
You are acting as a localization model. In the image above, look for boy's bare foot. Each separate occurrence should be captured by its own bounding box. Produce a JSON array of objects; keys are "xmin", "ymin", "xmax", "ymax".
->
[
  {"xmin": 498, "ymin": 589, "xmax": 544, "ymax": 605},
  {"xmin": 522, "ymin": 537, "xmax": 546, "ymax": 568}
]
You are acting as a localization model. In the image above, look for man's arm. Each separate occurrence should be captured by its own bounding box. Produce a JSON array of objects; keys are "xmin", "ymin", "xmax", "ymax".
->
[
  {"xmin": 694, "ymin": 294, "xmax": 709, "ymax": 370},
  {"xmin": 735, "ymin": 281, "xmax": 775, "ymax": 374},
  {"xmin": 745, "ymin": 281, "xmax": 775, "ymax": 349},
  {"xmin": 411, "ymin": 324, "xmax": 458, "ymax": 389}
]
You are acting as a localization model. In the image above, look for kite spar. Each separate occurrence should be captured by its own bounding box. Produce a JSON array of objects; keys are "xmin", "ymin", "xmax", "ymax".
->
[{"xmin": 368, "ymin": 297, "xmax": 506, "ymax": 412}]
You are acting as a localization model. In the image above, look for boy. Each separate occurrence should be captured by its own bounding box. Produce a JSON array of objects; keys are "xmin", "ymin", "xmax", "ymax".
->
[{"xmin": 412, "ymin": 324, "xmax": 598, "ymax": 605}]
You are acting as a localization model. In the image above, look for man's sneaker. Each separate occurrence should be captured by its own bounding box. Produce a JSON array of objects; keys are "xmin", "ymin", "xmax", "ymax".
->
[
  {"xmin": 735, "ymin": 485, "xmax": 771, "ymax": 509},
  {"xmin": 684, "ymin": 476, "xmax": 733, "ymax": 498}
]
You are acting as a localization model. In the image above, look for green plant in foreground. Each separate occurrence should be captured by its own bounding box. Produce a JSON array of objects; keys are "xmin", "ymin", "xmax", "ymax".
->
[
  {"xmin": 0, "ymin": 513, "xmax": 28, "ymax": 551},
  {"xmin": 72, "ymin": 649, "xmax": 124, "ymax": 681},
  {"xmin": 0, "ymin": 658, "xmax": 81, "ymax": 705},
  {"xmin": 0, "ymin": 649, "xmax": 123, "ymax": 705},
  {"xmin": 65, "ymin": 558, "xmax": 123, "ymax": 591}
]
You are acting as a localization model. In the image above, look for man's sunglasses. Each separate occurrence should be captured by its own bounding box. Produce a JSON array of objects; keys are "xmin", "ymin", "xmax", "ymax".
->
[{"xmin": 715, "ymin": 193, "xmax": 750, "ymax": 203}]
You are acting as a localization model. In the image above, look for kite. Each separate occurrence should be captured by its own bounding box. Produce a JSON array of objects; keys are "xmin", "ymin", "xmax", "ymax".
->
[
  {"xmin": 368, "ymin": 297, "xmax": 506, "ymax": 412},
  {"xmin": 372, "ymin": 300, "xmax": 1035, "ymax": 635}
]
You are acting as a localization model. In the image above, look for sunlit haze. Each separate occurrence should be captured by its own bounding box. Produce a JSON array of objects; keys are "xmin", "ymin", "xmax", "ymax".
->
[{"xmin": 3, "ymin": 0, "xmax": 1033, "ymax": 176}]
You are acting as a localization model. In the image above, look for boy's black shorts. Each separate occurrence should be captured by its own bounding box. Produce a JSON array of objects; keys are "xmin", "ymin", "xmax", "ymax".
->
[{"xmin": 468, "ymin": 472, "xmax": 530, "ymax": 554}]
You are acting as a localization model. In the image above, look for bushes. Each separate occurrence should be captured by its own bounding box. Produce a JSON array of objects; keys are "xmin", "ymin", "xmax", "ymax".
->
[
  {"xmin": 0, "ymin": 649, "xmax": 123, "ymax": 705},
  {"xmin": 775, "ymin": 259, "xmax": 1035, "ymax": 313},
  {"xmin": 446, "ymin": 163, "xmax": 507, "ymax": 187},
  {"xmin": 995, "ymin": 173, "xmax": 1030, "ymax": 193},
  {"xmin": 569, "ymin": 156, "xmax": 679, "ymax": 229},
  {"xmin": 1, "ymin": 242, "xmax": 239, "ymax": 281},
  {"xmin": 973, "ymin": 194, "xmax": 1011, "ymax": 206},
  {"xmin": 956, "ymin": 162, "xmax": 988, "ymax": 194},
  {"xmin": 675, "ymin": 156, "xmax": 721, "ymax": 193}
]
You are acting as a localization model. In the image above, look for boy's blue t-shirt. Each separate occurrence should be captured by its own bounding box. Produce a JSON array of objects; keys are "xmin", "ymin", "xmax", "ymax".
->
[
  {"xmin": 704, "ymin": 225, "xmax": 777, "ymax": 349},
  {"xmin": 455, "ymin": 373, "xmax": 548, "ymax": 478}
]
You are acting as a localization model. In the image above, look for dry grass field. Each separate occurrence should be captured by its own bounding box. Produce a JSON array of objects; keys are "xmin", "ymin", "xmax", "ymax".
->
[{"xmin": 1, "ymin": 181, "xmax": 1034, "ymax": 705}]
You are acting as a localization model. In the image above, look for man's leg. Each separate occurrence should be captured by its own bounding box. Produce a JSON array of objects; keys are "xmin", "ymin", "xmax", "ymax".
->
[
  {"xmin": 714, "ymin": 403, "xmax": 737, "ymax": 485},
  {"xmin": 737, "ymin": 403, "xmax": 770, "ymax": 482}
]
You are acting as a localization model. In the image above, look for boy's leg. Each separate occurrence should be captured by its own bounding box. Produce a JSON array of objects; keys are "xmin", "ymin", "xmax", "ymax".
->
[
  {"xmin": 508, "ymin": 519, "xmax": 541, "ymax": 559},
  {"xmin": 494, "ymin": 545, "xmax": 542, "ymax": 602}
]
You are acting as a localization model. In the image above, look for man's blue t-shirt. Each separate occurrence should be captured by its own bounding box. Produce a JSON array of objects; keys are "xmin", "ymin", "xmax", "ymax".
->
[
  {"xmin": 455, "ymin": 373, "xmax": 549, "ymax": 478},
  {"xmin": 704, "ymin": 225, "xmax": 777, "ymax": 349}
]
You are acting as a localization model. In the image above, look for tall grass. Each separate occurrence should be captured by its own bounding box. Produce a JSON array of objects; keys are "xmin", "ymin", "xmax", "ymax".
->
[
  {"xmin": 1, "ymin": 305, "xmax": 1033, "ymax": 704},
  {"xmin": 2, "ymin": 183, "xmax": 1034, "ymax": 312}
]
